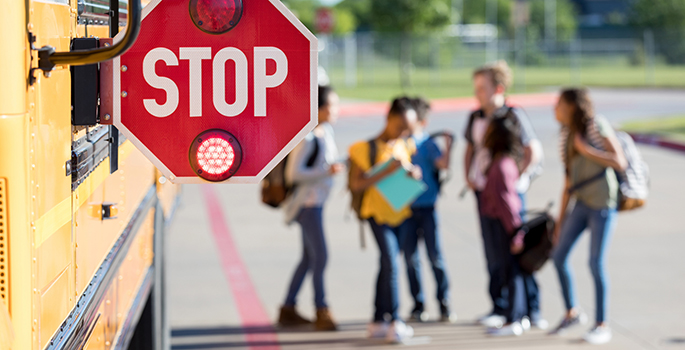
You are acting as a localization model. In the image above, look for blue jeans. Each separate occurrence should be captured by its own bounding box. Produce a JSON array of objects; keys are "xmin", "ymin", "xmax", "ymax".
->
[
  {"xmin": 553, "ymin": 201, "xmax": 617, "ymax": 323},
  {"xmin": 476, "ymin": 191, "xmax": 508, "ymax": 316},
  {"xmin": 482, "ymin": 217, "xmax": 527, "ymax": 323},
  {"xmin": 369, "ymin": 218, "xmax": 404, "ymax": 322},
  {"xmin": 478, "ymin": 191, "xmax": 541, "ymax": 319},
  {"xmin": 284, "ymin": 207, "xmax": 329, "ymax": 308},
  {"xmin": 401, "ymin": 206, "xmax": 450, "ymax": 307},
  {"xmin": 519, "ymin": 193, "xmax": 542, "ymax": 322}
]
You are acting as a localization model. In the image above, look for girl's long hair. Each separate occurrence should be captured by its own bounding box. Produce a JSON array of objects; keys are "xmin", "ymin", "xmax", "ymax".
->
[
  {"xmin": 560, "ymin": 88, "xmax": 594, "ymax": 137},
  {"xmin": 484, "ymin": 110, "xmax": 524, "ymax": 170}
]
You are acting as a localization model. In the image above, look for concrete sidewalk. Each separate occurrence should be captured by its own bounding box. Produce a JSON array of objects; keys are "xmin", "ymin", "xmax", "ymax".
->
[{"xmin": 168, "ymin": 89, "xmax": 685, "ymax": 350}]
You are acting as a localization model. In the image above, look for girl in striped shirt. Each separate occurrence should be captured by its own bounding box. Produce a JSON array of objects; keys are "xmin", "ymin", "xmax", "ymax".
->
[{"xmin": 550, "ymin": 88, "xmax": 627, "ymax": 344}]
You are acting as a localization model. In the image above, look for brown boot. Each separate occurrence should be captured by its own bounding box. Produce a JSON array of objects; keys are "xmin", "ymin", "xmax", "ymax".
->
[
  {"xmin": 278, "ymin": 306, "xmax": 312, "ymax": 327},
  {"xmin": 315, "ymin": 307, "xmax": 338, "ymax": 331}
]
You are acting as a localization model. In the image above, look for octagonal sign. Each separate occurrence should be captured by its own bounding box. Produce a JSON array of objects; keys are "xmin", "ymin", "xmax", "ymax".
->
[{"xmin": 112, "ymin": 0, "xmax": 318, "ymax": 183}]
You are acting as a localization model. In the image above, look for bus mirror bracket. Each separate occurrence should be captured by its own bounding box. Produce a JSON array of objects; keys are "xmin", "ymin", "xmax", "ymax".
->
[{"xmin": 28, "ymin": 0, "xmax": 141, "ymax": 86}]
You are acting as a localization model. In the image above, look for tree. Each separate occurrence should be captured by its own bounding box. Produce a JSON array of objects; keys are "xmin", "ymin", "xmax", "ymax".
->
[
  {"xmin": 280, "ymin": 0, "xmax": 317, "ymax": 32},
  {"xmin": 462, "ymin": 0, "xmax": 513, "ymax": 38},
  {"xmin": 369, "ymin": 0, "xmax": 452, "ymax": 87},
  {"xmin": 630, "ymin": 0, "xmax": 685, "ymax": 64},
  {"xmin": 282, "ymin": 0, "xmax": 359, "ymax": 35},
  {"xmin": 529, "ymin": 0, "xmax": 578, "ymax": 42},
  {"xmin": 335, "ymin": 0, "xmax": 373, "ymax": 32}
]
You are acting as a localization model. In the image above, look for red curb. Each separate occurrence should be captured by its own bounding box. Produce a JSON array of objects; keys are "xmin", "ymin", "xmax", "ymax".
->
[
  {"xmin": 339, "ymin": 93, "xmax": 558, "ymax": 118},
  {"xmin": 202, "ymin": 186, "xmax": 281, "ymax": 350},
  {"xmin": 629, "ymin": 133, "xmax": 685, "ymax": 153}
]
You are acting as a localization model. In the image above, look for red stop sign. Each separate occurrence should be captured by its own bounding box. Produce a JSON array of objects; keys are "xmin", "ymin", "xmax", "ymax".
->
[{"xmin": 112, "ymin": 0, "xmax": 318, "ymax": 183}]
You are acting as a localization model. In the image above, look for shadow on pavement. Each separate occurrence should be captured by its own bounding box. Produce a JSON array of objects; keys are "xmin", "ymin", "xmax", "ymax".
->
[{"xmin": 171, "ymin": 321, "xmax": 579, "ymax": 349}]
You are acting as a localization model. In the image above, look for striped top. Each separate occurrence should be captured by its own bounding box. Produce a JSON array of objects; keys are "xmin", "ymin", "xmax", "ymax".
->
[{"xmin": 559, "ymin": 116, "xmax": 619, "ymax": 210}]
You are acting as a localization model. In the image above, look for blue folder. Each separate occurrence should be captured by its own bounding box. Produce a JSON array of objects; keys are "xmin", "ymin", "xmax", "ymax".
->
[{"xmin": 368, "ymin": 159, "xmax": 427, "ymax": 212}]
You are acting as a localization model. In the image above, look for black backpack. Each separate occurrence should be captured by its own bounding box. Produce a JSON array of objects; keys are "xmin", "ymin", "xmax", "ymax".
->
[
  {"xmin": 261, "ymin": 138, "xmax": 320, "ymax": 208},
  {"xmin": 516, "ymin": 206, "xmax": 556, "ymax": 274}
]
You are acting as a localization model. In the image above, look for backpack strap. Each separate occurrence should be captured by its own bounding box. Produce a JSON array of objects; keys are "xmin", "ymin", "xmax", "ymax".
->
[
  {"xmin": 368, "ymin": 138, "xmax": 377, "ymax": 168},
  {"xmin": 358, "ymin": 138, "xmax": 377, "ymax": 250},
  {"xmin": 567, "ymin": 169, "xmax": 608, "ymax": 194},
  {"xmin": 305, "ymin": 137, "xmax": 320, "ymax": 168}
]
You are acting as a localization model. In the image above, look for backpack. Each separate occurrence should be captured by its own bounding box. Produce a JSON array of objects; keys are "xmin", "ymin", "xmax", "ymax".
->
[
  {"xmin": 349, "ymin": 139, "xmax": 377, "ymax": 219},
  {"xmin": 261, "ymin": 137, "xmax": 320, "ymax": 208},
  {"xmin": 567, "ymin": 131, "xmax": 649, "ymax": 212},
  {"xmin": 348, "ymin": 139, "xmax": 377, "ymax": 248},
  {"xmin": 516, "ymin": 205, "xmax": 556, "ymax": 274},
  {"xmin": 614, "ymin": 131, "xmax": 650, "ymax": 211}
]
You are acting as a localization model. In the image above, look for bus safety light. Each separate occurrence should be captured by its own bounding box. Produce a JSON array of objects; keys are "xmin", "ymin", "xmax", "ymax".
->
[
  {"xmin": 189, "ymin": 0, "xmax": 243, "ymax": 34},
  {"xmin": 189, "ymin": 129, "xmax": 243, "ymax": 182}
]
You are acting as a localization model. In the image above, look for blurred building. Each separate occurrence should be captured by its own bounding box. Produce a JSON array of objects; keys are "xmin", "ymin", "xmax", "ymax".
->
[{"xmin": 570, "ymin": 0, "xmax": 632, "ymax": 28}]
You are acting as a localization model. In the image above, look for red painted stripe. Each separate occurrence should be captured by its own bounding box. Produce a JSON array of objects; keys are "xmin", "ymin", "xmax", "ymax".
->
[
  {"xmin": 202, "ymin": 185, "xmax": 281, "ymax": 350},
  {"xmin": 630, "ymin": 133, "xmax": 685, "ymax": 153},
  {"xmin": 338, "ymin": 93, "xmax": 558, "ymax": 118}
]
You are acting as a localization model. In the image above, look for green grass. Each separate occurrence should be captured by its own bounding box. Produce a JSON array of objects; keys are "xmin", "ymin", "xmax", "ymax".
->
[
  {"xmin": 622, "ymin": 115, "xmax": 685, "ymax": 142},
  {"xmin": 329, "ymin": 65, "xmax": 685, "ymax": 102}
]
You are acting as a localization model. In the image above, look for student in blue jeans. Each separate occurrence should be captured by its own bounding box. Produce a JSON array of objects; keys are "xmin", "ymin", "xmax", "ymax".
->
[
  {"xmin": 550, "ymin": 89, "xmax": 626, "ymax": 345},
  {"xmin": 401, "ymin": 97, "xmax": 457, "ymax": 323},
  {"xmin": 278, "ymin": 86, "xmax": 345, "ymax": 331},
  {"xmin": 465, "ymin": 61, "xmax": 545, "ymax": 329},
  {"xmin": 349, "ymin": 97, "xmax": 422, "ymax": 343}
]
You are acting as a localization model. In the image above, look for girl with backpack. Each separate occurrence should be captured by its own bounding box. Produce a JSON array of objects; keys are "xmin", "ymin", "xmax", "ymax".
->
[
  {"xmin": 348, "ymin": 97, "xmax": 422, "ymax": 343},
  {"xmin": 550, "ymin": 88, "xmax": 627, "ymax": 344},
  {"xmin": 479, "ymin": 113, "xmax": 529, "ymax": 337},
  {"xmin": 277, "ymin": 86, "xmax": 345, "ymax": 331}
]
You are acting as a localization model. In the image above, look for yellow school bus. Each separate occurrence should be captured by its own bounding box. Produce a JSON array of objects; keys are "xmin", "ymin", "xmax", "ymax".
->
[{"xmin": 0, "ymin": 0, "xmax": 178, "ymax": 349}]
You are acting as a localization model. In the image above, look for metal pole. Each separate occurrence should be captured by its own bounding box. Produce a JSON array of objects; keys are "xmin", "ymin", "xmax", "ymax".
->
[
  {"xmin": 432, "ymin": 37, "xmax": 440, "ymax": 87},
  {"xmin": 545, "ymin": 0, "xmax": 557, "ymax": 50},
  {"xmin": 452, "ymin": 0, "xmax": 463, "ymax": 24},
  {"xmin": 486, "ymin": 0, "xmax": 498, "ymax": 62},
  {"xmin": 515, "ymin": 25, "xmax": 526, "ymax": 92},
  {"xmin": 644, "ymin": 29, "xmax": 655, "ymax": 86},
  {"xmin": 153, "ymin": 201, "xmax": 169, "ymax": 350},
  {"xmin": 344, "ymin": 34, "xmax": 357, "ymax": 88},
  {"xmin": 571, "ymin": 35, "xmax": 581, "ymax": 85}
]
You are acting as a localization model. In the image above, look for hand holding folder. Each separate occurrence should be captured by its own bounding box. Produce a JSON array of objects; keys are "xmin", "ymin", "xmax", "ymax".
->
[{"xmin": 368, "ymin": 159, "xmax": 427, "ymax": 212}]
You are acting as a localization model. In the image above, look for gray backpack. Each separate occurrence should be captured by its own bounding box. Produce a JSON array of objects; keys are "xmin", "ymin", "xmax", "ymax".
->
[{"xmin": 615, "ymin": 131, "xmax": 649, "ymax": 211}]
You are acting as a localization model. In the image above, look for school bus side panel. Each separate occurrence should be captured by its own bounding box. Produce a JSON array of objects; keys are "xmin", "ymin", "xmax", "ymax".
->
[
  {"xmin": 29, "ymin": 1, "xmax": 77, "ymax": 348},
  {"xmin": 1, "ymin": 0, "xmax": 36, "ymax": 349}
]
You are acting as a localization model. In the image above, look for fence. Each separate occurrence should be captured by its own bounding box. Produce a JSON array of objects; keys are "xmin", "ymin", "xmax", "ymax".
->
[{"xmin": 318, "ymin": 29, "xmax": 685, "ymax": 100}]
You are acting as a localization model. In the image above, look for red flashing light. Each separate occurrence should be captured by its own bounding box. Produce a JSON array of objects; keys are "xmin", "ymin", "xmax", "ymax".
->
[
  {"xmin": 189, "ymin": 130, "xmax": 242, "ymax": 182},
  {"xmin": 189, "ymin": 0, "xmax": 243, "ymax": 34}
]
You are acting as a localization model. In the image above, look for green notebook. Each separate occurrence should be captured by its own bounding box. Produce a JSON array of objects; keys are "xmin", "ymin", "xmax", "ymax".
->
[{"xmin": 368, "ymin": 159, "xmax": 427, "ymax": 212}]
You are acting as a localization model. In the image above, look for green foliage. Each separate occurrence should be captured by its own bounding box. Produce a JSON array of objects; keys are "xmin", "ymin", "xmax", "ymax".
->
[
  {"xmin": 630, "ymin": 0, "xmax": 685, "ymax": 63},
  {"xmin": 528, "ymin": 0, "xmax": 578, "ymax": 41},
  {"xmin": 462, "ymin": 0, "xmax": 513, "ymax": 38},
  {"xmin": 280, "ymin": 0, "xmax": 316, "ymax": 31},
  {"xmin": 281, "ymin": 0, "xmax": 358, "ymax": 34},
  {"xmin": 369, "ymin": 0, "xmax": 452, "ymax": 34},
  {"xmin": 335, "ymin": 0, "xmax": 372, "ymax": 31},
  {"xmin": 332, "ymin": 7, "xmax": 358, "ymax": 34}
]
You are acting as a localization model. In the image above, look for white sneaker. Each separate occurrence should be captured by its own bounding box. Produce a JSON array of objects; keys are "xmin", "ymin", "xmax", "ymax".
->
[
  {"xmin": 386, "ymin": 320, "xmax": 414, "ymax": 344},
  {"xmin": 478, "ymin": 313, "xmax": 506, "ymax": 328},
  {"xmin": 532, "ymin": 318, "xmax": 549, "ymax": 330},
  {"xmin": 583, "ymin": 326, "xmax": 612, "ymax": 344},
  {"xmin": 487, "ymin": 322, "xmax": 524, "ymax": 337},
  {"xmin": 366, "ymin": 322, "xmax": 389, "ymax": 339},
  {"xmin": 521, "ymin": 317, "xmax": 531, "ymax": 332}
]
